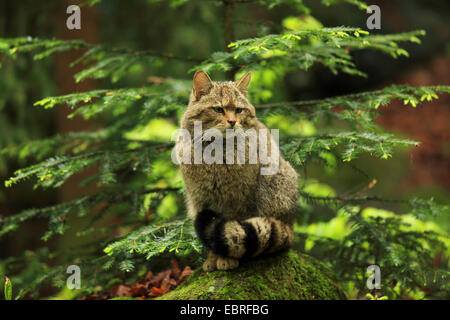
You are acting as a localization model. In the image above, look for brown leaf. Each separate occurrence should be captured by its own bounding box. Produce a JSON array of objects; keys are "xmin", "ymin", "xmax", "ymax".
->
[
  {"xmin": 110, "ymin": 284, "xmax": 132, "ymax": 297},
  {"xmin": 144, "ymin": 271, "xmax": 153, "ymax": 281},
  {"xmin": 169, "ymin": 278, "xmax": 178, "ymax": 291},
  {"xmin": 179, "ymin": 266, "xmax": 193, "ymax": 283},
  {"xmin": 81, "ymin": 262, "xmax": 194, "ymax": 300},
  {"xmin": 130, "ymin": 283, "xmax": 147, "ymax": 297},
  {"xmin": 149, "ymin": 269, "xmax": 171, "ymax": 287},
  {"xmin": 142, "ymin": 280, "xmax": 153, "ymax": 290},
  {"xmin": 80, "ymin": 293, "xmax": 101, "ymax": 300},
  {"xmin": 149, "ymin": 287, "xmax": 164, "ymax": 298},
  {"xmin": 160, "ymin": 273, "xmax": 173, "ymax": 294},
  {"xmin": 171, "ymin": 259, "xmax": 181, "ymax": 279}
]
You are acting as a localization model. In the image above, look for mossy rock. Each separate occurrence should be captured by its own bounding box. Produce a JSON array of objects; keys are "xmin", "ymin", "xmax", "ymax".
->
[{"xmin": 158, "ymin": 250, "xmax": 345, "ymax": 300}]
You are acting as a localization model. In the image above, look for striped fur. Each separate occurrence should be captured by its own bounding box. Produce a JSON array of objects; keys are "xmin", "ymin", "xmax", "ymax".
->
[{"xmin": 194, "ymin": 209, "xmax": 294, "ymax": 260}]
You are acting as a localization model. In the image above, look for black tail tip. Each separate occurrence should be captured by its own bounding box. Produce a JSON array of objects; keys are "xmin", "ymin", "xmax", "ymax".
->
[
  {"xmin": 195, "ymin": 209, "xmax": 220, "ymax": 228},
  {"xmin": 198, "ymin": 209, "xmax": 219, "ymax": 217}
]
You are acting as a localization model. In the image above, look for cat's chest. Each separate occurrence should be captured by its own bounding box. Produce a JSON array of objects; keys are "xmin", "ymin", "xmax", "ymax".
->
[
  {"xmin": 182, "ymin": 163, "xmax": 258, "ymax": 189},
  {"xmin": 181, "ymin": 163, "xmax": 259, "ymax": 214}
]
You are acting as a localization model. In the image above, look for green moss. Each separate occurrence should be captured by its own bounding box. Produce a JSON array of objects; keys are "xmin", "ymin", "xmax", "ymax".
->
[{"xmin": 158, "ymin": 251, "xmax": 345, "ymax": 300}]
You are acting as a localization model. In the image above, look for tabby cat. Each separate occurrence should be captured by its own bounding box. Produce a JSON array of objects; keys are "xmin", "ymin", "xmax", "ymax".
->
[{"xmin": 177, "ymin": 70, "xmax": 298, "ymax": 271}]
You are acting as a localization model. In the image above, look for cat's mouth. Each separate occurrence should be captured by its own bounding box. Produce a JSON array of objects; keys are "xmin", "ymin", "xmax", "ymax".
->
[{"xmin": 217, "ymin": 122, "xmax": 243, "ymax": 132}]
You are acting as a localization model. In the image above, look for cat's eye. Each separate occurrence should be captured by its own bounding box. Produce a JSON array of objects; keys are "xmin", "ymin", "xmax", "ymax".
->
[
  {"xmin": 213, "ymin": 106, "xmax": 225, "ymax": 114},
  {"xmin": 235, "ymin": 108, "xmax": 243, "ymax": 114}
]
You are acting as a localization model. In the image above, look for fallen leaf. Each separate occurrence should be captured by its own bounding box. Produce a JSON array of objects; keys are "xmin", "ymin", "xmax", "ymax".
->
[
  {"xmin": 144, "ymin": 271, "xmax": 153, "ymax": 281},
  {"xmin": 179, "ymin": 266, "xmax": 193, "ymax": 283},
  {"xmin": 130, "ymin": 283, "xmax": 147, "ymax": 297},
  {"xmin": 171, "ymin": 259, "xmax": 181, "ymax": 278},
  {"xmin": 149, "ymin": 287, "xmax": 164, "ymax": 298},
  {"xmin": 150, "ymin": 269, "xmax": 171, "ymax": 287},
  {"xmin": 110, "ymin": 284, "xmax": 132, "ymax": 297}
]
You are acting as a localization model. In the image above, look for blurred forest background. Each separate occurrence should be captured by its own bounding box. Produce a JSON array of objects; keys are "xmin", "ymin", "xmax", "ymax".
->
[{"xmin": 0, "ymin": 0, "xmax": 449, "ymax": 300}]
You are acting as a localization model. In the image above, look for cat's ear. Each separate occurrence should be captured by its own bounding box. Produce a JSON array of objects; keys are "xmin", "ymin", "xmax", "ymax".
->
[
  {"xmin": 193, "ymin": 70, "xmax": 213, "ymax": 100},
  {"xmin": 235, "ymin": 71, "xmax": 251, "ymax": 96}
]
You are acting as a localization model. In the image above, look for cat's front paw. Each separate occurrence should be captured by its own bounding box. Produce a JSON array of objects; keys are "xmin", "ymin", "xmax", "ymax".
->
[
  {"xmin": 203, "ymin": 252, "xmax": 218, "ymax": 272},
  {"xmin": 216, "ymin": 256, "xmax": 239, "ymax": 270}
]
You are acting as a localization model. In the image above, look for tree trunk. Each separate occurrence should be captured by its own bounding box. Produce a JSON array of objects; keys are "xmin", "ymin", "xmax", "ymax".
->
[{"xmin": 158, "ymin": 250, "xmax": 345, "ymax": 300}]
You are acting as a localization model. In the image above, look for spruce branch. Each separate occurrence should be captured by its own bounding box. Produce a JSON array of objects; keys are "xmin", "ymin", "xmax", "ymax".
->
[
  {"xmin": 283, "ymin": 131, "xmax": 419, "ymax": 165},
  {"xmin": 103, "ymin": 217, "xmax": 201, "ymax": 260},
  {"xmin": 3, "ymin": 143, "xmax": 172, "ymax": 189},
  {"xmin": 299, "ymin": 190, "xmax": 448, "ymax": 220},
  {"xmin": 192, "ymin": 29, "xmax": 426, "ymax": 76},
  {"xmin": 256, "ymin": 85, "xmax": 450, "ymax": 110},
  {"xmin": 0, "ymin": 187, "xmax": 180, "ymax": 239},
  {"xmin": 0, "ymin": 37, "xmax": 203, "ymax": 83}
]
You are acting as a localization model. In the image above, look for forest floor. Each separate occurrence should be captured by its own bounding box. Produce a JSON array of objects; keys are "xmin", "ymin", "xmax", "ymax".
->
[{"xmin": 80, "ymin": 260, "xmax": 193, "ymax": 300}]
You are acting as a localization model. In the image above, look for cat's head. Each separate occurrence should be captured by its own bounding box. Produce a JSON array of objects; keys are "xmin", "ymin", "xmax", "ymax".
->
[{"xmin": 181, "ymin": 70, "xmax": 257, "ymax": 132}]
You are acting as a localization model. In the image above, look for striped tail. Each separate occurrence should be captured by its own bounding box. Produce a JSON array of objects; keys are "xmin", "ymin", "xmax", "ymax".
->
[{"xmin": 194, "ymin": 209, "xmax": 294, "ymax": 259}]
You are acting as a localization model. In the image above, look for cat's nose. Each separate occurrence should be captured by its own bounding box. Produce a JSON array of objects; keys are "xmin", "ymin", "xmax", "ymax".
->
[{"xmin": 227, "ymin": 119, "xmax": 237, "ymax": 127}]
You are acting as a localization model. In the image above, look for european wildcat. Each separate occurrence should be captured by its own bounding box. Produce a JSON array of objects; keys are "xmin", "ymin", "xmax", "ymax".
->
[{"xmin": 177, "ymin": 70, "xmax": 298, "ymax": 271}]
